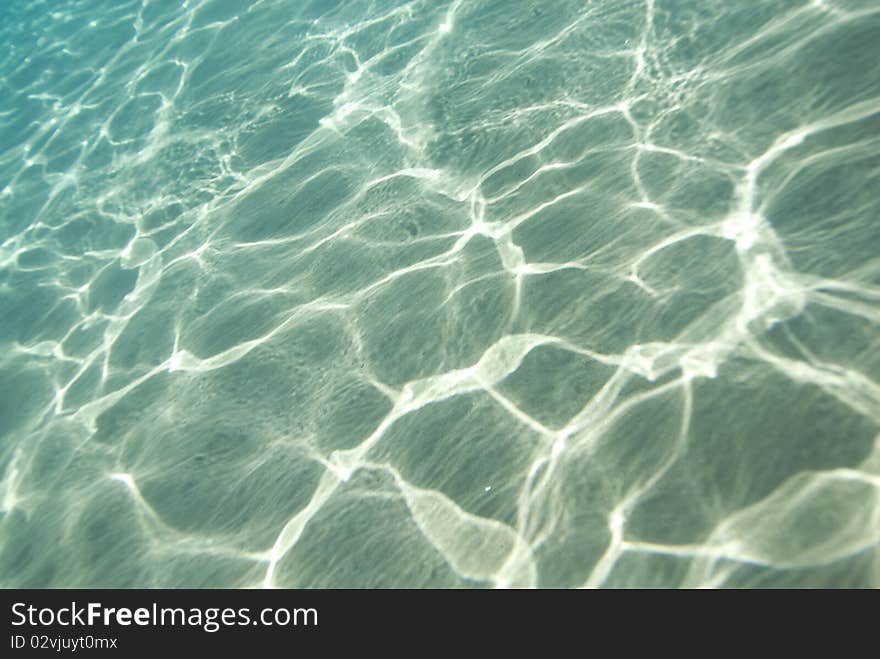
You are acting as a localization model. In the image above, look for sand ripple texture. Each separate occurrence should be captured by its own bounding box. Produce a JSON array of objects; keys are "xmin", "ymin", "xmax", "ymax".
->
[{"xmin": 1, "ymin": 0, "xmax": 879, "ymax": 587}]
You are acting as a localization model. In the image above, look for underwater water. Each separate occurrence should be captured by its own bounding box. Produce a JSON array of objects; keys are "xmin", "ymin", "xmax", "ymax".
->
[{"xmin": 1, "ymin": 0, "xmax": 879, "ymax": 588}]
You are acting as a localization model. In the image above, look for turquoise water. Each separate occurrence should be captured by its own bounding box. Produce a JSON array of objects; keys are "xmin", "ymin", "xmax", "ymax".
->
[{"xmin": 1, "ymin": 0, "xmax": 879, "ymax": 588}]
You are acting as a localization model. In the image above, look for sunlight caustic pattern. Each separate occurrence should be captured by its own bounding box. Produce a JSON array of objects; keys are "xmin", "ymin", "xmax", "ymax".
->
[{"xmin": 1, "ymin": 0, "xmax": 879, "ymax": 587}]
